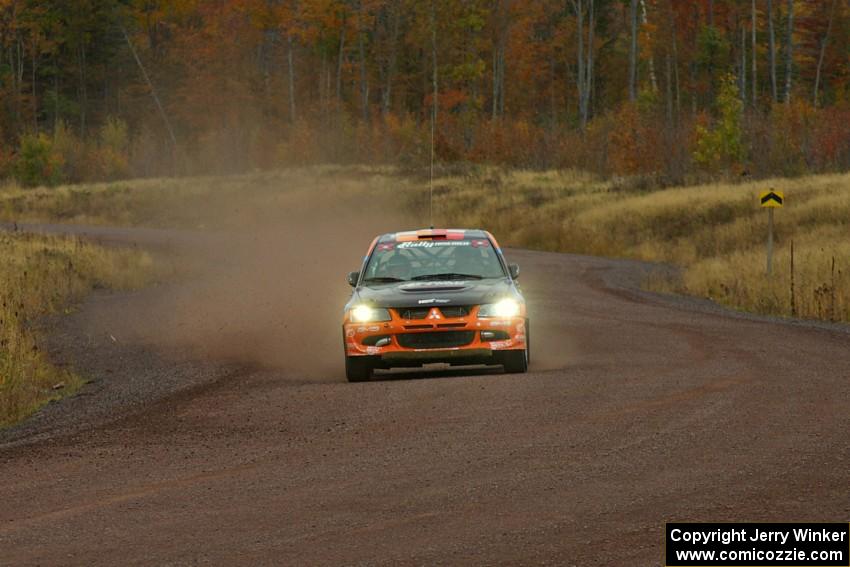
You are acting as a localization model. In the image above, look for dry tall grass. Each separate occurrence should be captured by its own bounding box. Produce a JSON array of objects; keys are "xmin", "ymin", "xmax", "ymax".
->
[
  {"xmin": 429, "ymin": 169, "xmax": 850, "ymax": 322},
  {"xmin": 0, "ymin": 231, "xmax": 153, "ymax": 426}
]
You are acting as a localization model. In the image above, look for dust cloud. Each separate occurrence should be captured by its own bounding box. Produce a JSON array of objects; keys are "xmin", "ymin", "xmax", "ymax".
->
[
  {"xmin": 80, "ymin": 183, "xmax": 414, "ymax": 379},
  {"xmin": 78, "ymin": 177, "xmax": 570, "ymax": 380}
]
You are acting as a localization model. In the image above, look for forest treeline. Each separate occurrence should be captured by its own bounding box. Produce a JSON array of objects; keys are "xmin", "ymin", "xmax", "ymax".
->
[{"xmin": 2, "ymin": 0, "xmax": 850, "ymax": 185}]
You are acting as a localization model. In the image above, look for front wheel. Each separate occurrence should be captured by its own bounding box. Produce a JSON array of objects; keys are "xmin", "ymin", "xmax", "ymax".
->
[
  {"xmin": 345, "ymin": 356, "xmax": 373, "ymax": 382},
  {"xmin": 500, "ymin": 348, "xmax": 529, "ymax": 374}
]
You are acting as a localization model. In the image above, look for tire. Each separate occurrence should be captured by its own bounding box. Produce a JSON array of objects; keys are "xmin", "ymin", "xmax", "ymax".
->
[
  {"xmin": 500, "ymin": 348, "xmax": 529, "ymax": 374},
  {"xmin": 345, "ymin": 356, "xmax": 373, "ymax": 382}
]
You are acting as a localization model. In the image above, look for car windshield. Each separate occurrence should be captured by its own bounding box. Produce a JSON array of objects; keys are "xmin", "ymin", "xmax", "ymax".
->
[{"xmin": 362, "ymin": 238, "xmax": 506, "ymax": 283}]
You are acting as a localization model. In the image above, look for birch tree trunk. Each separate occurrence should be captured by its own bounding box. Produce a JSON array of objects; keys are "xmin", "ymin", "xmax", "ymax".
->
[
  {"xmin": 287, "ymin": 34, "xmax": 297, "ymax": 122},
  {"xmin": 491, "ymin": 0, "xmax": 508, "ymax": 120},
  {"xmin": 669, "ymin": 2, "xmax": 680, "ymax": 118},
  {"xmin": 767, "ymin": 0, "xmax": 778, "ymax": 102},
  {"xmin": 32, "ymin": 45, "xmax": 38, "ymax": 132},
  {"xmin": 497, "ymin": 45, "xmax": 504, "ymax": 117},
  {"xmin": 783, "ymin": 0, "xmax": 793, "ymax": 103},
  {"xmin": 813, "ymin": 0, "xmax": 837, "ymax": 107},
  {"xmin": 381, "ymin": 2, "xmax": 400, "ymax": 117},
  {"xmin": 13, "ymin": 40, "xmax": 23, "ymax": 126},
  {"xmin": 357, "ymin": 0, "xmax": 369, "ymax": 122},
  {"xmin": 78, "ymin": 43, "xmax": 88, "ymax": 137},
  {"xmin": 752, "ymin": 0, "xmax": 757, "ymax": 107},
  {"xmin": 492, "ymin": 47, "xmax": 498, "ymax": 119},
  {"xmin": 336, "ymin": 18, "xmax": 346, "ymax": 104},
  {"xmin": 640, "ymin": 0, "xmax": 657, "ymax": 93},
  {"xmin": 740, "ymin": 25, "xmax": 747, "ymax": 103},
  {"xmin": 586, "ymin": 0, "xmax": 594, "ymax": 121},
  {"xmin": 628, "ymin": 0, "xmax": 638, "ymax": 101},
  {"xmin": 320, "ymin": 50, "xmax": 327, "ymax": 111},
  {"xmin": 665, "ymin": 53, "xmax": 672, "ymax": 124},
  {"xmin": 571, "ymin": 0, "xmax": 593, "ymax": 128},
  {"xmin": 574, "ymin": 0, "xmax": 585, "ymax": 121}
]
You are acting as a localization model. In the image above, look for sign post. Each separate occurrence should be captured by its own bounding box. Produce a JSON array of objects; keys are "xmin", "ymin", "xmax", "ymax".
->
[{"xmin": 760, "ymin": 190, "xmax": 784, "ymax": 276}]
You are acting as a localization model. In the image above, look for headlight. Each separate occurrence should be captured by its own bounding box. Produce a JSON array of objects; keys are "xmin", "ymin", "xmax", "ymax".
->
[
  {"xmin": 478, "ymin": 298, "xmax": 521, "ymax": 318},
  {"xmin": 350, "ymin": 305, "xmax": 392, "ymax": 323}
]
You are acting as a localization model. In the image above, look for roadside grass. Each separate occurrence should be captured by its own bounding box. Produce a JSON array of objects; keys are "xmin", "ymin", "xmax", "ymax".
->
[
  {"xmin": 430, "ymin": 169, "xmax": 850, "ymax": 322},
  {"xmin": 0, "ymin": 231, "xmax": 154, "ymax": 427},
  {"xmin": 0, "ymin": 166, "xmax": 401, "ymax": 228},
  {"xmin": 1, "ymin": 165, "xmax": 848, "ymax": 323}
]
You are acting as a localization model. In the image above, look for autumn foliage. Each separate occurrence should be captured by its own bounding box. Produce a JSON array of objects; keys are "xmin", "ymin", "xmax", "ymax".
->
[{"xmin": 2, "ymin": 0, "xmax": 850, "ymax": 185}]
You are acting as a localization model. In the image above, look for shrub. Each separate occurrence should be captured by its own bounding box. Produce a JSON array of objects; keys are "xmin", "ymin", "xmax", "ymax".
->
[
  {"xmin": 693, "ymin": 74, "xmax": 745, "ymax": 171},
  {"xmin": 607, "ymin": 102, "xmax": 664, "ymax": 176},
  {"xmin": 90, "ymin": 116, "xmax": 131, "ymax": 181},
  {"xmin": 766, "ymin": 99, "xmax": 817, "ymax": 176},
  {"xmin": 0, "ymin": 144, "xmax": 14, "ymax": 180},
  {"xmin": 51, "ymin": 120, "xmax": 85, "ymax": 182},
  {"xmin": 13, "ymin": 133, "xmax": 65, "ymax": 187}
]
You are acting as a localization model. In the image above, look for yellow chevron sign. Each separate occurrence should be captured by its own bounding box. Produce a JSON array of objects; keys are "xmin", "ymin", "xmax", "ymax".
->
[{"xmin": 760, "ymin": 190, "xmax": 784, "ymax": 208}]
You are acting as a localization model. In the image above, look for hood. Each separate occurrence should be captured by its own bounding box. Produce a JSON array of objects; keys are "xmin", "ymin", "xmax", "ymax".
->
[{"xmin": 351, "ymin": 278, "xmax": 515, "ymax": 309}]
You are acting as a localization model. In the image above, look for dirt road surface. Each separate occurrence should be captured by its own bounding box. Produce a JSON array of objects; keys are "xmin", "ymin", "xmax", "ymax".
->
[{"xmin": 1, "ymin": 225, "xmax": 849, "ymax": 565}]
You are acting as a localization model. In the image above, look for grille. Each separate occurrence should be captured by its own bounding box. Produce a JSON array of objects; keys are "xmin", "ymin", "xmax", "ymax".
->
[
  {"xmin": 397, "ymin": 331, "xmax": 475, "ymax": 349},
  {"xmin": 397, "ymin": 307, "xmax": 430, "ymax": 320},
  {"xmin": 439, "ymin": 306, "xmax": 470, "ymax": 318},
  {"xmin": 396, "ymin": 306, "xmax": 471, "ymax": 319}
]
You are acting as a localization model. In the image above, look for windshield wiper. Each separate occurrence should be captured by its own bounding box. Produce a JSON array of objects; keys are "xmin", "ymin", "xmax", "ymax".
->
[
  {"xmin": 363, "ymin": 276, "xmax": 407, "ymax": 283},
  {"xmin": 411, "ymin": 273, "xmax": 483, "ymax": 281}
]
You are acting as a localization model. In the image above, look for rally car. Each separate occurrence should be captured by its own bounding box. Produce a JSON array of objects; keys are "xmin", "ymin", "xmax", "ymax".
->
[{"xmin": 342, "ymin": 228, "xmax": 529, "ymax": 382}]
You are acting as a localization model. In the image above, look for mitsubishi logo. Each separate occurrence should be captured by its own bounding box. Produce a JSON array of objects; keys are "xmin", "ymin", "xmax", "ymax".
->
[{"xmin": 427, "ymin": 308, "xmax": 442, "ymax": 320}]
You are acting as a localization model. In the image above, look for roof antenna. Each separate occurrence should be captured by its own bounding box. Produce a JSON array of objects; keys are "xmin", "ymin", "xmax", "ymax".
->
[
  {"xmin": 428, "ymin": 90, "xmax": 435, "ymax": 230},
  {"xmin": 429, "ymin": 0, "xmax": 437, "ymax": 231}
]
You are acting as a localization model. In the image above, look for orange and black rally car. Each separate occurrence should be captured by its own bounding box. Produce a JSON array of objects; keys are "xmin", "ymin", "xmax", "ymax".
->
[{"xmin": 342, "ymin": 228, "xmax": 528, "ymax": 382}]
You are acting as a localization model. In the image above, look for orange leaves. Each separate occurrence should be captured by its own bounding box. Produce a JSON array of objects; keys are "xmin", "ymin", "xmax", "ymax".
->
[{"xmin": 607, "ymin": 103, "xmax": 664, "ymax": 175}]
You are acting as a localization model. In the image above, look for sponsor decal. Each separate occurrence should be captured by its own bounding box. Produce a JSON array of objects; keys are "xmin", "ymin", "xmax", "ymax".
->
[
  {"xmin": 397, "ymin": 240, "xmax": 471, "ymax": 249},
  {"xmin": 367, "ymin": 326, "xmax": 380, "ymax": 332},
  {"xmin": 418, "ymin": 298, "xmax": 451, "ymax": 304},
  {"xmin": 489, "ymin": 340, "xmax": 513, "ymax": 349},
  {"xmin": 376, "ymin": 243, "xmax": 395, "ymax": 251},
  {"xmin": 470, "ymin": 239, "xmax": 491, "ymax": 248},
  {"xmin": 366, "ymin": 346, "xmax": 380, "ymax": 355}
]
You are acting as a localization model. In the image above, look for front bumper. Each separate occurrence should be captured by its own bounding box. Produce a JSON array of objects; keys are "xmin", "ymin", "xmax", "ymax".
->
[{"xmin": 343, "ymin": 307, "xmax": 527, "ymax": 365}]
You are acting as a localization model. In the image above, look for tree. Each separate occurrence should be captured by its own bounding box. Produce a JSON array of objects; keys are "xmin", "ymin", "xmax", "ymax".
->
[
  {"xmin": 572, "ymin": 0, "xmax": 594, "ymax": 129},
  {"xmin": 784, "ymin": 0, "xmax": 794, "ymax": 102},
  {"xmin": 694, "ymin": 74, "xmax": 745, "ymax": 170},
  {"xmin": 628, "ymin": 0, "xmax": 638, "ymax": 101},
  {"xmin": 812, "ymin": 0, "xmax": 838, "ymax": 107},
  {"xmin": 767, "ymin": 0, "xmax": 778, "ymax": 101}
]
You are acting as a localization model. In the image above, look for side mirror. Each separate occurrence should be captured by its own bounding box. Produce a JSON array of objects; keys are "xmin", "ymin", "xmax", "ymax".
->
[
  {"xmin": 509, "ymin": 263, "xmax": 520, "ymax": 280},
  {"xmin": 347, "ymin": 271, "xmax": 360, "ymax": 287}
]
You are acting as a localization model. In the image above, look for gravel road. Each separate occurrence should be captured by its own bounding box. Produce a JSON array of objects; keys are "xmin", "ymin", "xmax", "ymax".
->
[{"xmin": 1, "ymin": 224, "xmax": 848, "ymax": 565}]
